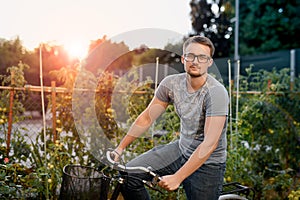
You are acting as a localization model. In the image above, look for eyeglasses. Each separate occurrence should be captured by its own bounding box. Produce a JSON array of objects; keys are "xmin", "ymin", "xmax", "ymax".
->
[{"xmin": 183, "ymin": 53, "xmax": 211, "ymax": 63}]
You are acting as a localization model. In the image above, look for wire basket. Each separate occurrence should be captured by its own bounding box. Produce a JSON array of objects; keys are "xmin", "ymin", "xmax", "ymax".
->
[{"xmin": 59, "ymin": 165, "xmax": 111, "ymax": 200}]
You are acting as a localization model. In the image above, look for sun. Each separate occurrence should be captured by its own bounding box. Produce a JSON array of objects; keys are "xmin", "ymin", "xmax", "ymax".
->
[{"xmin": 64, "ymin": 42, "xmax": 89, "ymax": 60}]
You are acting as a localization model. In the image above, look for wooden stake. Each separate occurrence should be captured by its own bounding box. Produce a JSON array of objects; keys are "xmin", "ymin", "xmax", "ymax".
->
[
  {"xmin": 51, "ymin": 81, "xmax": 57, "ymax": 142},
  {"xmin": 6, "ymin": 70, "xmax": 15, "ymax": 157}
]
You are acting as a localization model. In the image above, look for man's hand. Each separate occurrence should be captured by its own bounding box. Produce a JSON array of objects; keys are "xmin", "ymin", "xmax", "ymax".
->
[
  {"xmin": 110, "ymin": 148, "xmax": 123, "ymax": 162},
  {"xmin": 158, "ymin": 174, "xmax": 182, "ymax": 191}
]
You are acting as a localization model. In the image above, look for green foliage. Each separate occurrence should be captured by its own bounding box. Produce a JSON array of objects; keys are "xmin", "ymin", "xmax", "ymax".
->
[
  {"xmin": 225, "ymin": 66, "xmax": 300, "ymax": 199},
  {"xmin": 107, "ymin": 67, "xmax": 180, "ymax": 161},
  {"xmin": 28, "ymin": 128, "xmax": 99, "ymax": 199},
  {"xmin": 2, "ymin": 60, "xmax": 300, "ymax": 199},
  {"xmin": 189, "ymin": 0, "xmax": 234, "ymax": 57},
  {"xmin": 239, "ymin": 0, "xmax": 300, "ymax": 55},
  {"xmin": 95, "ymin": 72, "xmax": 122, "ymax": 140},
  {"xmin": 0, "ymin": 162, "xmax": 41, "ymax": 199},
  {"xmin": 0, "ymin": 128, "xmax": 99, "ymax": 199},
  {"xmin": 0, "ymin": 38, "xmax": 75, "ymax": 86},
  {"xmin": 0, "ymin": 62, "xmax": 99, "ymax": 199},
  {"xmin": 49, "ymin": 62, "xmax": 81, "ymax": 137},
  {"xmin": 156, "ymin": 105, "xmax": 180, "ymax": 137},
  {"xmin": 0, "ymin": 131, "xmax": 44, "ymax": 199},
  {"xmin": 49, "ymin": 64, "xmax": 79, "ymax": 89},
  {"xmin": 85, "ymin": 37, "xmax": 132, "ymax": 75},
  {"xmin": 189, "ymin": 0, "xmax": 300, "ymax": 56},
  {"xmin": 0, "ymin": 63, "xmax": 28, "ymax": 151},
  {"xmin": 0, "ymin": 37, "xmax": 28, "ymax": 79}
]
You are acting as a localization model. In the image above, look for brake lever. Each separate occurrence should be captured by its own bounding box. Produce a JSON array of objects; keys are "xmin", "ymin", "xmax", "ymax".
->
[
  {"xmin": 142, "ymin": 179, "xmax": 163, "ymax": 194},
  {"xmin": 151, "ymin": 174, "xmax": 161, "ymax": 185},
  {"xmin": 142, "ymin": 170, "xmax": 163, "ymax": 193}
]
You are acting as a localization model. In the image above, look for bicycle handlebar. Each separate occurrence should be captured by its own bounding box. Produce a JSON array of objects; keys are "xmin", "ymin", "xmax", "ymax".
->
[
  {"xmin": 106, "ymin": 150, "xmax": 161, "ymax": 182},
  {"xmin": 106, "ymin": 150, "xmax": 252, "ymax": 199}
]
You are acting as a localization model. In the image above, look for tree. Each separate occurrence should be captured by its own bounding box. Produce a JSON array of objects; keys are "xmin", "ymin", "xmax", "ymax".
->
[
  {"xmin": 189, "ymin": 0, "xmax": 300, "ymax": 57},
  {"xmin": 239, "ymin": 0, "xmax": 300, "ymax": 55},
  {"xmin": 0, "ymin": 37, "xmax": 79, "ymax": 86},
  {"xmin": 0, "ymin": 37, "xmax": 28, "ymax": 81},
  {"xmin": 189, "ymin": 0, "xmax": 234, "ymax": 57},
  {"xmin": 84, "ymin": 36, "xmax": 132, "ymax": 76},
  {"xmin": 30, "ymin": 43, "xmax": 78, "ymax": 86}
]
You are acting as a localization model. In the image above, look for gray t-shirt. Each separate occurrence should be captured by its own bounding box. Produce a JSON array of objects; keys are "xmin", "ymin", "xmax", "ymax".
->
[{"xmin": 155, "ymin": 73, "xmax": 229, "ymax": 164}]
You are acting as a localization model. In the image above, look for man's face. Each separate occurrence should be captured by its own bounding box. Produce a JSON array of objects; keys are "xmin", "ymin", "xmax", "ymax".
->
[{"xmin": 181, "ymin": 43, "xmax": 213, "ymax": 78}]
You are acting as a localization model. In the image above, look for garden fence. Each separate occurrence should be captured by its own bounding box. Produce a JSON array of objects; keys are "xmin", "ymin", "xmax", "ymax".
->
[
  {"xmin": 0, "ymin": 82, "xmax": 67, "ymax": 156},
  {"xmin": 1, "ymin": 81, "xmax": 153, "ymax": 158},
  {"xmin": 1, "ymin": 80, "xmax": 298, "ymax": 158}
]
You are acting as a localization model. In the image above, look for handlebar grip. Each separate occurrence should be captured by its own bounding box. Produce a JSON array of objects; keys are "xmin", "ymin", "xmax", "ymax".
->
[
  {"xmin": 106, "ymin": 149, "xmax": 161, "ymax": 180},
  {"xmin": 106, "ymin": 150, "xmax": 119, "ymax": 165},
  {"xmin": 110, "ymin": 151, "xmax": 116, "ymax": 161}
]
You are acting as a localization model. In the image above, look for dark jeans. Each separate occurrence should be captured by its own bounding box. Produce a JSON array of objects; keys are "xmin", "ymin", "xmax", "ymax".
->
[{"xmin": 121, "ymin": 140, "xmax": 226, "ymax": 200}]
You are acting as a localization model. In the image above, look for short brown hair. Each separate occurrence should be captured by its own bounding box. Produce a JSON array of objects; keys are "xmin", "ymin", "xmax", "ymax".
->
[{"xmin": 183, "ymin": 36, "xmax": 215, "ymax": 57}]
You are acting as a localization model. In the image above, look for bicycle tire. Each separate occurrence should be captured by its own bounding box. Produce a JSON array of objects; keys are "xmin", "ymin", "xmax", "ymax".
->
[{"xmin": 219, "ymin": 194, "xmax": 248, "ymax": 200}]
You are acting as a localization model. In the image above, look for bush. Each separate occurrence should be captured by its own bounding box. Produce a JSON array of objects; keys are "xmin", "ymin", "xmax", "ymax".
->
[{"xmin": 225, "ymin": 67, "xmax": 300, "ymax": 199}]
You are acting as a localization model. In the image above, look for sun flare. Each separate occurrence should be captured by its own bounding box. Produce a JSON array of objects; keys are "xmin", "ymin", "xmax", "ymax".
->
[{"xmin": 64, "ymin": 42, "xmax": 89, "ymax": 60}]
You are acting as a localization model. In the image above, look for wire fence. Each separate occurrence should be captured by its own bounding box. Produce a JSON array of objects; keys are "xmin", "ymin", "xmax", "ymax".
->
[
  {"xmin": 1, "ymin": 83, "xmax": 70, "ymax": 155},
  {"xmin": 1, "ymin": 82, "xmax": 150, "ymax": 157}
]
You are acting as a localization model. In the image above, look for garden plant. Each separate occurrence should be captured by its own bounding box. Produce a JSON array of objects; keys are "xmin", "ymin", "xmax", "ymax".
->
[{"xmin": 0, "ymin": 63, "xmax": 299, "ymax": 199}]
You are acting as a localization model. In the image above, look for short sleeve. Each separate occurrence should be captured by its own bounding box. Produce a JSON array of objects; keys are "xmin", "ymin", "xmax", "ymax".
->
[
  {"xmin": 155, "ymin": 76, "xmax": 174, "ymax": 103},
  {"xmin": 205, "ymin": 85, "xmax": 229, "ymax": 116}
]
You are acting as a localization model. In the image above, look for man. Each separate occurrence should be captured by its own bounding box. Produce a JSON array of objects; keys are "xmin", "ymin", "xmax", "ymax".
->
[{"xmin": 111, "ymin": 36, "xmax": 229, "ymax": 200}]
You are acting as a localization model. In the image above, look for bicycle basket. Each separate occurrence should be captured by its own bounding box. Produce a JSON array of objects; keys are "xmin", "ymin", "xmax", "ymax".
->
[{"xmin": 59, "ymin": 165, "xmax": 111, "ymax": 200}]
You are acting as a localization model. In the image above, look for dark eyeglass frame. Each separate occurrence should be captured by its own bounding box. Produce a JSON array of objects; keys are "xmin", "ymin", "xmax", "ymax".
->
[{"xmin": 183, "ymin": 53, "xmax": 211, "ymax": 63}]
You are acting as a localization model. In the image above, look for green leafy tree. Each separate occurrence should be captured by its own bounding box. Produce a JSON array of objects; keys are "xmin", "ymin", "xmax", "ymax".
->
[
  {"xmin": 85, "ymin": 36, "xmax": 133, "ymax": 75},
  {"xmin": 189, "ymin": 0, "xmax": 234, "ymax": 57},
  {"xmin": 31, "ymin": 43, "xmax": 78, "ymax": 86},
  {"xmin": 0, "ymin": 37, "xmax": 78, "ymax": 86},
  {"xmin": 239, "ymin": 0, "xmax": 300, "ymax": 55},
  {"xmin": 0, "ymin": 37, "xmax": 28, "ymax": 79},
  {"xmin": 189, "ymin": 0, "xmax": 300, "ymax": 57}
]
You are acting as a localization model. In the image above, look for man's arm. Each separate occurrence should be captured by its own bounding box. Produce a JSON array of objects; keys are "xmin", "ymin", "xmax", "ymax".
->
[
  {"xmin": 114, "ymin": 97, "xmax": 168, "ymax": 155},
  {"xmin": 159, "ymin": 115, "xmax": 226, "ymax": 190}
]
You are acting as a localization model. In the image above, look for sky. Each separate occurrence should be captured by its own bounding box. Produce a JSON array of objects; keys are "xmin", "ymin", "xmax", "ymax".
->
[{"xmin": 0, "ymin": 0, "xmax": 192, "ymax": 58}]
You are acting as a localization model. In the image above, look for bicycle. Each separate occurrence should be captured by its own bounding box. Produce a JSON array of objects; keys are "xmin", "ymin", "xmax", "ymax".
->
[{"xmin": 59, "ymin": 149, "xmax": 255, "ymax": 200}]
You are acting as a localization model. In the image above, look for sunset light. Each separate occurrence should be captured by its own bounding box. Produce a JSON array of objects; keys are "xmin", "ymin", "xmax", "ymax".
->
[{"xmin": 64, "ymin": 42, "xmax": 89, "ymax": 60}]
